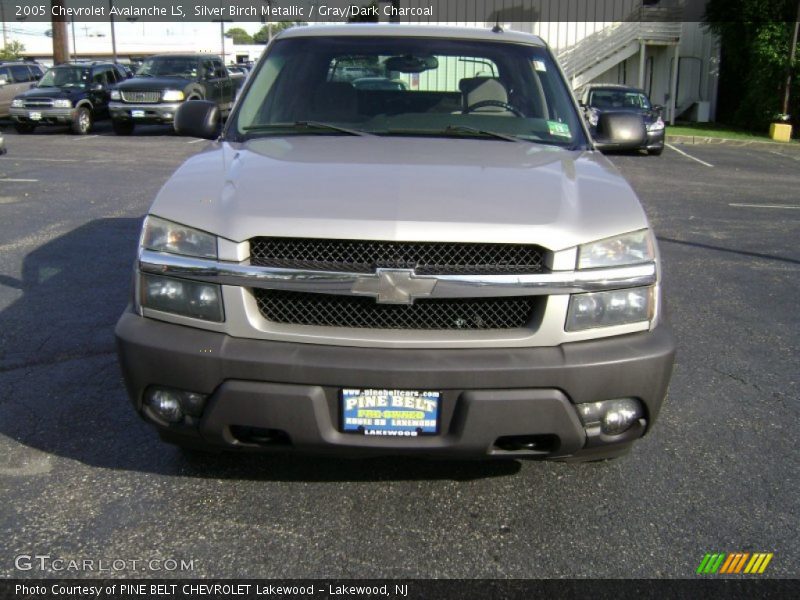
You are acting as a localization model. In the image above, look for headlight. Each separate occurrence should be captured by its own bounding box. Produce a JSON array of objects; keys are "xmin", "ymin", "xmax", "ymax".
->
[
  {"xmin": 110, "ymin": 89, "xmax": 121, "ymax": 100},
  {"xmin": 162, "ymin": 90, "xmax": 185, "ymax": 102},
  {"xmin": 11, "ymin": 99, "xmax": 23, "ymax": 108},
  {"xmin": 141, "ymin": 273, "xmax": 223, "ymax": 322},
  {"xmin": 578, "ymin": 229, "xmax": 654, "ymax": 269},
  {"xmin": 647, "ymin": 118, "xmax": 665, "ymax": 132},
  {"xmin": 140, "ymin": 216, "xmax": 217, "ymax": 259},
  {"xmin": 53, "ymin": 99, "xmax": 72, "ymax": 108},
  {"xmin": 566, "ymin": 286, "xmax": 653, "ymax": 331}
]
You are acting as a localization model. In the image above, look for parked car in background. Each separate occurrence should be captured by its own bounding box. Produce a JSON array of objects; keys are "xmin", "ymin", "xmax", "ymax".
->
[
  {"xmin": 579, "ymin": 84, "xmax": 665, "ymax": 155},
  {"xmin": 0, "ymin": 131, "xmax": 5, "ymax": 155},
  {"xmin": 0, "ymin": 61, "xmax": 44, "ymax": 118},
  {"xmin": 9, "ymin": 61, "xmax": 129, "ymax": 134},
  {"xmin": 109, "ymin": 54, "xmax": 242, "ymax": 135}
]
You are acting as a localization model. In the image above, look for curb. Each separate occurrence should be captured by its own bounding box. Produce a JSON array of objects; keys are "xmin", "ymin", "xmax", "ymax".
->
[{"xmin": 667, "ymin": 134, "xmax": 800, "ymax": 153}]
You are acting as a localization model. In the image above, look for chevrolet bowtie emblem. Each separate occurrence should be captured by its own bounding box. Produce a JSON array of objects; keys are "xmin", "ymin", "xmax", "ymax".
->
[{"xmin": 351, "ymin": 268, "xmax": 437, "ymax": 305}]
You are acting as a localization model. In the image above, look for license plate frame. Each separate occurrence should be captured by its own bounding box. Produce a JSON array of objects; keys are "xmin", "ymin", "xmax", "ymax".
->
[
  {"xmin": 340, "ymin": 388, "xmax": 441, "ymax": 437},
  {"xmin": 29, "ymin": 111, "xmax": 42, "ymax": 121},
  {"xmin": 131, "ymin": 109, "xmax": 145, "ymax": 118}
]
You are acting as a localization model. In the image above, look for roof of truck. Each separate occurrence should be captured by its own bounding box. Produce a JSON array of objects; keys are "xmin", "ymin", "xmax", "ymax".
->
[{"xmin": 279, "ymin": 24, "xmax": 546, "ymax": 47}]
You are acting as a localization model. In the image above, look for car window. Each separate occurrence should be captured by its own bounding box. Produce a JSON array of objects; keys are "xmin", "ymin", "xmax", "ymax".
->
[
  {"xmin": 589, "ymin": 90, "xmax": 651, "ymax": 110},
  {"xmin": 0, "ymin": 66, "xmax": 9, "ymax": 83},
  {"xmin": 212, "ymin": 59, "xmax": 226, "ymax": 79},
  {"xmin": 92, "ymin": 69, "xmax": 108, "ymax": 85},
  {"xmin": 138, "ymin": 57, "xmax": 199, "ymax": 78},
  {"xmin": 28, "ymin": 65, "xmax": 44, "ymax": 80},
  {"xmin": 115, "ymin": 65, "xmax": 128, "ymax": 80},
  {"xmin": 232, "ymin": 36, "xmax": 586, "ymax": 148},
  {"xmin": 10, "ymin": 65, "xmax": 32, "ymax": 83},
  {"xmin": 104, "ymin": 67, "xmax": 118, "ymax": 84},
  {"xmin": 39, "ymin": 66, "xmax": 91, "ymax": 88}
]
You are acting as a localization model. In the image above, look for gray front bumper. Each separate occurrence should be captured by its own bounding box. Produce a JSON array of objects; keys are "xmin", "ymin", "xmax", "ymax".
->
[
  {"xmin": 10, "ymin": 106, "xmax": 75, "ymax": 123},
  {"xmin": 115, "ymin": 310, "xmax": 676, "ymax": 459},
  {"xmin": 110, "ymin": 101, "xmax": 181, "ymax": 123}
]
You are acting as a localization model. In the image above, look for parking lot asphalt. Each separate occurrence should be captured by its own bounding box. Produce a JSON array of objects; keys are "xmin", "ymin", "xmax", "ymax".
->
[{"xmin": 0, "ymin": 121, "xmax": 798, "ymax": 579}]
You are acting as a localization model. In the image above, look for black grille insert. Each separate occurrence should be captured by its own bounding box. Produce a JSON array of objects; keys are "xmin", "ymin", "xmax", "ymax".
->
[
  {"xmin": 254, "ymin": 289, "xmax": 537, "ymax": 330},
  {"xmin": 249, "ymin": 238, "xmax": 546, "ymax": 275}
]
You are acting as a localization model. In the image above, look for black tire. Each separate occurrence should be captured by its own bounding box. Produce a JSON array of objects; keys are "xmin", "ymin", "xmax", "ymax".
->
[
  {"xmin": 14, "ymin": 122, "xmax": 36, "ymax": 134},
  {"xmin": 112, "ymin": 119, "xmax": 135, "ymax": 136},
  {"xmin": 71, "ymin": 106, "xmax": 92, "ymax": 135},
  {"xmin": 649, "ymin": 145, "xmax": 664, "ymax": 156}
]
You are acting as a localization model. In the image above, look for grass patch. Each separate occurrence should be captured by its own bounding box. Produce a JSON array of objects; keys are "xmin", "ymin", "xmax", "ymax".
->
[{"xmin": 668, "ymin": 123, "xmax": 799, "ymax": 143}]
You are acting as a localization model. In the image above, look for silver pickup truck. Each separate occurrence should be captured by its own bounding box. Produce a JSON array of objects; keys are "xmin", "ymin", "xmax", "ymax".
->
[{"xmin": 115, "ymin": 25, "xmax": 675, "ymax": 461}]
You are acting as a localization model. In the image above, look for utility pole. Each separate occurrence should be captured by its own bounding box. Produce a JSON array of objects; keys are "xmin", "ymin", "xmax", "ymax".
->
[
  {"xmin": 71, "ymin": 17, "xmax": 77, "ymax": 56},
  {"xmin": 109, "ymin": 0, "xmax": 118, "ymax": 63},
  {"xmin": 1, "ymin": 0, "xmax": 8, "ymax": 49},
  {"xmin": 781, "ymin": 1, "xmax": 800, "ymax": 117},
  {"xmin": 51, "ymin": 0, "xmax": 71, "ymax": 64}
]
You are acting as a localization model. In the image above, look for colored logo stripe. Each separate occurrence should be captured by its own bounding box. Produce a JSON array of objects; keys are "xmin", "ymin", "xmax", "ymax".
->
[{"xmin": 697, "ymin": 553, "xmax": 773, "ymax": 574}]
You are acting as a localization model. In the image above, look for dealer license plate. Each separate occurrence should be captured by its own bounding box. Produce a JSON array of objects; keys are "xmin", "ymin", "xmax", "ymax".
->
[
  {"xmin": 131, "ymin": 110, "xmax": 145, "ymax": 118},
  {"xmin": 29, "ymin": 111, "xmax": 42, "ymax": 120},
  {"xmin": 341, "ymin": 388, "xmax": 440, "ymax": 437}
]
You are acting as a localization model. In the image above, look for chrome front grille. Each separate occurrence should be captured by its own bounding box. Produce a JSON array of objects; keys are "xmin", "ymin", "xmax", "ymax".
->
[
  {"xmin": 23, "ymin": 99, "xmax": 54, "ymax": 108},
  {"xmin": 120, "ymin": 90, "xmax": 161, "ymax": 104},
  {"xmin": 254, "ymin": 289, "xmax": 538, "ymax": 330},
  {"xmin": 249, "ymin": 238, "xmax": 546, "ymax": 275}
]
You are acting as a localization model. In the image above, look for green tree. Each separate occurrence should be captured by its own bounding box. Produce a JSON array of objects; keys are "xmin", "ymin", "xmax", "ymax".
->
[
  {"xmin": 224, "ymin": 27, "xmax": 254, "ymax": 45},
  {"xmin": 0, "ymin": 40, "xmax": 26, "ymax": 60},
  {"xmin": 253, "ymin": 21, "xmax": 305, "ymax": 43},
  {"xmin": 704, "ymin": 0, "xmax": 800, "ymax": 132}
]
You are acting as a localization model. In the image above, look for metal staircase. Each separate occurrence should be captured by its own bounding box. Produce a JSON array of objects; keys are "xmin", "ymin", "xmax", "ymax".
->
[{"xmin": 557, "ymin": 1, "xmax": 683, "ymax": 90}]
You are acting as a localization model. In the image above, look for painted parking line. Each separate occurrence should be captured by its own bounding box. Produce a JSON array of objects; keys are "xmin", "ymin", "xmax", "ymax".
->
[
  {"xmin": 186, "ymin": 138, "xmax": 207, "ymax": 144},
  {"xmin": 729, "ymin": 203, "xmax": 800, "ymax": 210},
  {"xmin": 665, "ymin": 143, "xmax": 714, "ymax": 167},
  {"xmin": 768, "ymin": 150, "xmax": 800, "ymax": 161},
  {"xmin": 72, "ymin": 135, "xmax": 99, "ymax": 141},
  {"xmin": 3, "ymin": 157, "xmax": 79, "ymax": 162},
  {"xmin": 0, "ymin": 178, "xmax": 39, "ymax": 183}
]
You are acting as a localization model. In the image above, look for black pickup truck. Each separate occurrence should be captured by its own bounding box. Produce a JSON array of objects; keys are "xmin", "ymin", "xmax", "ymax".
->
[{"xmin": 109, "ymin": 54, "xmax": 242, "ymax": 135}]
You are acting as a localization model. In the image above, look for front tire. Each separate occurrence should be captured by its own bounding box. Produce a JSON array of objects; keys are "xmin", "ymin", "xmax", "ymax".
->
[
  {"xmin": 112, "ymin": 119, "xmax": 135, "ymax": 135},
  {"xmin": 71, "ymin": 106, "xmax": 92, "ymax": 135}
]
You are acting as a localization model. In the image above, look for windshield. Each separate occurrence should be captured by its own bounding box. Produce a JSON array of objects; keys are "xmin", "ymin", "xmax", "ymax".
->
[
  {"xmin": 137, "ymin": 57, "xmax": 198, "ymax": 78},
  {"xmin": 589, "ymin": 89, "xmax": 651, "ymax": 110},
  {"xmin": 39, "ymin": 66, "xmax": 90, "ymax": 89},
  {"xmin": 230, "ymin": 36, "xmax": 587, "ymax": 148}
]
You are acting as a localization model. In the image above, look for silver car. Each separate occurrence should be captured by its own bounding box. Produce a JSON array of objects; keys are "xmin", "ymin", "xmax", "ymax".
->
[
  {"xmin": 0, "ymin": 61, "xmax": 43, "ymax": 118},
  {"xmin": 116, "ymin": 25, "xmax": 675, "ymax": 461}
]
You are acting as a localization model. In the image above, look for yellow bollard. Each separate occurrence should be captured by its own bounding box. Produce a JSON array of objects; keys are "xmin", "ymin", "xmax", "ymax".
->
[{"xmin": 769, "ymin": 122, "xmax": 793, "ymax": 142}]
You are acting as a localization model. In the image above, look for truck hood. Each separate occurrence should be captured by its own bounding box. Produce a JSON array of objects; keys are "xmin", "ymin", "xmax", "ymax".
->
[
  {"xmin": 115, "ymin": 76, "xmax": 193, "ymax": 91},
  {"xmin": 16, "ymin": 86, "xmax": 83, "ymax": 100},
  {"xmin": 150, "ymin": 136, "xmax": 649, "ymax": 251}
]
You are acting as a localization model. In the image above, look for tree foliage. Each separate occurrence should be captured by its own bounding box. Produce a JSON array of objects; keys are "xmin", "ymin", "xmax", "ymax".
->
[
  {"xmin": 0, "ymin": 41, "xmax": 26, "ymax": 60},
  {"xmin": 224, "ymin": 27, "xmax": 254, "ymax": 45},
  {"xmin": 253, "ymin": 21, "xmax": 306, "ymax": 43},
  {"xmin": 704, "ymin": 0, "xmax": 800, "ymax": 131}
]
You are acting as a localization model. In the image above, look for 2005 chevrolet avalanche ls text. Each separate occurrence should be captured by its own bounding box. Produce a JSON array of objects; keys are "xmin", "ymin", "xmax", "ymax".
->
[{"xmin": 115, "ymin": 25, "xmax": 676, "ymax": 461}]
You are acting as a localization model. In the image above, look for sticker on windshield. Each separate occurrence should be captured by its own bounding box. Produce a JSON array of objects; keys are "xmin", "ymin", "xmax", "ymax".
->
[
  {"xmin": 533, "ymin": 60, "xmax": 547, "ymax": 72},
  {"xmin": 547, "ymin": 121, "xmax": 571, "ymax": 138}
]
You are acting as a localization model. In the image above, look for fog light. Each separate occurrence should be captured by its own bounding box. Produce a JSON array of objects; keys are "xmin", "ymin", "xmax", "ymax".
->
[
  {"xmin": 577, "ymin": 398, "xmax": 644, "ymax": 436},
  {"xmin": 145, "ymin": 387, "xmax": 209, "ymax": 423},
  {"xmin": 146, "ymin": 389, "xmax": 184, "ymax": 423}
]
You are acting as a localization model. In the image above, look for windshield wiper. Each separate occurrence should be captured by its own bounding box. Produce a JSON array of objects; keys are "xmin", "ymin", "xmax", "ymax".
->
[
  {"xmin": 442, "ymin": 125, "xmax": 526, "ymax": 143},
  {"xmin": 379, "ymin": 126, "xmax": 525, "ymax": 143},
  {"xmin": 243, "ymin": 121, "xmax": 372, "ymax": 137}
]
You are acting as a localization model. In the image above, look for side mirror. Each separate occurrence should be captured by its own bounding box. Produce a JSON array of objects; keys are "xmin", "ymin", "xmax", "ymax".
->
[
  {"xmin": 90, "ymin": 82, "xmax": 104, "ymax": 92},
  {"xmin": 652, "ymin": 104, "xmax": 664, "ymax": 115},
  {"xmin": 174, "ymin": 100, "xmax": 220, "ymax": 140},
  {"xmin": 0, "ymin": 77, "xmax": 7, "ymax": 87},
  {"xmin": 593, "ymin": 112, "xmax": 646, "ymax": 151},
  {"xmin": 205, "ymin": 68, "xmax": 216, "ymax": 80}
]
